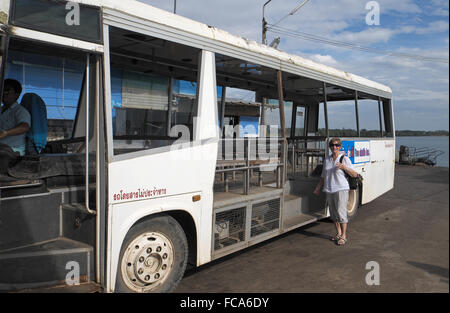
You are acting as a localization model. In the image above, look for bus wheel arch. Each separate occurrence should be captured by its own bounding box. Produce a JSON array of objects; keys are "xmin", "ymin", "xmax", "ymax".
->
[
  {"xmin": 115, "ymin": 213, "xmax": 189, "ymax": 293},
  {"xmin": 165, "ymin": 210, "xmax": 197, "ymax": 268},
  {"xmin": 347, "ymin": 183, "xmax": 362, "ymax": 220}
]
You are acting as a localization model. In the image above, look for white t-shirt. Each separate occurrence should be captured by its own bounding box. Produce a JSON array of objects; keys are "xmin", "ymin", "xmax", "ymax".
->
[
  {"xmin": 0, "ymin": 101, "xmax": 31, "ymax": 155},
  {"xmin": 321, "ymin": 153, "xmax": 355, "ymax": 193}
]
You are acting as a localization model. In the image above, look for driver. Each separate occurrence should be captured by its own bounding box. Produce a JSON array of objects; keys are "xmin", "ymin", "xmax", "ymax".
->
[{"xmin": 0, "ymin": 79, "xmax": 31, "ymax": 156}]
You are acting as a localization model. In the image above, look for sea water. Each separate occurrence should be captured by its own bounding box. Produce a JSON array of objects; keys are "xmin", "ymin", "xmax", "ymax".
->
[{"xmin": 395, "ymin": 136, "xmax": 449, "ymax": 167}]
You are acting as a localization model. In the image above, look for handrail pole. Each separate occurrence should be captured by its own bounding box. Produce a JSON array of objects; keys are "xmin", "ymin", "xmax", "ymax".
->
[
  {"xmin": 95, "ymin": 57, "xmax": 101, "ymax": 283},
  {"xmin": 244, "ymin": 138, "xmax": 250, "ymax": 195},
  {"xmin": 85, "ymin": 54, "xmax": 95, "ymax": 215}
]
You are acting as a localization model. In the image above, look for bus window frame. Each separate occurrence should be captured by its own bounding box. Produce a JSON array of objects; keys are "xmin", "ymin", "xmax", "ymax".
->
[
  {"xmin": 5, "ymin": 37, "xmax": 103, "ymax": 144},
  {"xmin": 0, "ymin": 33, "xmax": 9, "ymax": 102},
  {"xmin": 356, "ymin": 91, "xmax": 393, "ymax": 138},
  {"xmin": 103, "ymin": 24, "xmax": 206, "ymax": 162},
  {"xmin": 322, "ymin": 86, "xmax": 394, "ymax": 139},
  {"xmin": 382, "ymin": 98, "xmax": 394, "ymax": 138}
]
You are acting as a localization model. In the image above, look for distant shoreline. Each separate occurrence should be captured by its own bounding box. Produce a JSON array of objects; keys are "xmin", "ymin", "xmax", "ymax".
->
[
  {"xmin": 396, "ymin": 134, "xmax": 449, "ymax": 137},
  {"xmin": 395, "ymin": 131, "xmax": 449, "ymax": 136},
  {"xmin": 315, "ymin": 129, "xmax": 449, "ymax": 137}
]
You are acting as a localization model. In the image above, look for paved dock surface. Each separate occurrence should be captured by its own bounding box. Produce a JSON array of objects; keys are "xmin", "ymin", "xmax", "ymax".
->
[{"xmin": 175, "ymin": 165, "xmax": 449, "ymax": 293}]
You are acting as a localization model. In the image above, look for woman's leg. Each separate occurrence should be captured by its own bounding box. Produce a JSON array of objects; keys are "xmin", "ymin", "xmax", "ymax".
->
[
  {"xmin": 334, "ymin": 221, "xmax": 342, "ymax": 237},
  {"xmin": 340, "ymin": 222, "xmax": 347, "ymax": 240},
  {"xmin": 327, "ymin": 192, "xmax": 342, "ymax": 239},
  {"xmin": 337, "ymin": 190, "xmax": 349, "ymax": 245}
]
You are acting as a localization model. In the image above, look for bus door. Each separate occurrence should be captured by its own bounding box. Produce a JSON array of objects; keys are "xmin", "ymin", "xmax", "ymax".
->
[{"xmin": 0, "ymin": 36, "xmax": 106, "ymax": 290}]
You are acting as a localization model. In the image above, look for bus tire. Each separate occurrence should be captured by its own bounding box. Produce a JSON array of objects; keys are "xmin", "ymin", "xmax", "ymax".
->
[
  {"xmin": 116, "ymin": 214, "xmax": 188, "ymax": 293},
  {"xmin": 346, "ymin": 186, "xmax": 360, "ymax": 220}
]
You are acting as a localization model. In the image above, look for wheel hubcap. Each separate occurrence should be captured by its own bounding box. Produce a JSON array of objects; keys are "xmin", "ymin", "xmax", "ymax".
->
[{"xmin": 121, "ymin": 232, "xmax": 174, "ymax": 292}]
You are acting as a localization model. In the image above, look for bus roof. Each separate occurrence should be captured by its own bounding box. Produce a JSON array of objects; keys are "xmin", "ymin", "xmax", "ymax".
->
[{"xmin": 19, "ymin": 0, "xmax": 394, "ymax": 98}]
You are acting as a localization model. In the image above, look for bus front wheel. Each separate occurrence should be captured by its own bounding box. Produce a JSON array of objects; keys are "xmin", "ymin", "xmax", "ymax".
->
[{"xmin": 116, "ymin": 215, "xmax": 188, "ymax": 293}]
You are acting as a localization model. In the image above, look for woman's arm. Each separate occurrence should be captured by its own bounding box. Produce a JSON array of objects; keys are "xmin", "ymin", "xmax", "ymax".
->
[
  {"xmin": 313, "ymin": 177, "xmax": 324, "ymax": 195},
  {"xmin": 336, "ymin": 161, "xmax": 358, "ymax": 178}
]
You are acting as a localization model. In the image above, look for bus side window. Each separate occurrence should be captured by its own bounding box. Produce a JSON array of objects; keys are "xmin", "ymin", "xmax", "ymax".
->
[
  {"xmin": 358, "ymin": 95, "xmax": 384, "ymax": 137},
  {"xmin": 5, "ymin": 41, "xmax": 86, "ymax": 152},
  {"xmin": 108, "ymin": 26, "xmax": 201, "ymax": 155}
]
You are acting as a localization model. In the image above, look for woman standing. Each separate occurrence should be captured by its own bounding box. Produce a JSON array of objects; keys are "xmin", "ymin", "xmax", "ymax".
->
[{"xmin": 313, "ymin": 138, "xmax": 358, "ymax": 246}]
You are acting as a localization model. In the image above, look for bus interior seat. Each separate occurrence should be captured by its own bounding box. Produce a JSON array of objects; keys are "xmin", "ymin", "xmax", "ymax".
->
[{"xmin": 20, "ymin": 93, "xmax": 47, "ymax": 154}]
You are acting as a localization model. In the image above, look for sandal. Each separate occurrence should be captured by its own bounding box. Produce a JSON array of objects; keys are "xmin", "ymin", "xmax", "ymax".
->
[
  {"xmin": 330, "ymin": 234, "xmax": 342, "ymax": 242},
  {"xmin": 337, "ymin": 237, "xmax": 347, "ymax": 246}
]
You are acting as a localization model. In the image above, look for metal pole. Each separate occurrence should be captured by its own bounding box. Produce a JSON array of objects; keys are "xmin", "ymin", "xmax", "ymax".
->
[
  {"xmin": 277, "ymin": 70, "xmax": 287, "ymax": 186},
  {"xmin": 290, "ymin": 103, "xmax": 297, "ymax": 173},
  {"xmin": 262, "ymin": 0, "xmax": 272, "ymax": 44},
  {"xmin": 244, "ymin": 138, "xmax": 250, "ymax": 195},
  {"xmin": 220, "ymin": 86, "xmax": 226, "ymax": 137},
  {"xmin": 289, "ymin": 0, "xmax": 310, "ymax": 16},
  {"xmin": 95, "ymin": 57, "xmax": 101, "ymax": 283},
  {"xmin": 290, "ymin": 103, "xmax": 296, "ymax": 138},
  {"xmin": 167, "ymin": 77, "xmax": 174, "ymax": 136},
  {"xmin": 323, "ymin": 82, "xmax": 329, "ymax": 138},
  {"xmin": 85, "ymin": 54, "xmax": 95, "ymax": 215},
  {"xmin": 354, "ymin": 90, "xmax": 360, "ymax": 137},
  {"xmin": 261, "ymin": 98, "xmax": 266, "ymax": 137},
  {"xmin": 174, "ymin": 0, "xmax": 176, "ymax": 13},
  {"xmin": 378, "ymin": 96, "xmax": 383, "ymax": 137},
  {"xmin": 277, "ymin": 70, "xmax": 287, "ymax": 139}
]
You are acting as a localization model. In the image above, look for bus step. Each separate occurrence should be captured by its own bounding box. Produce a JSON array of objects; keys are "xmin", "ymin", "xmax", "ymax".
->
[
  {"xmin": 0, "ymin": 192, "xmax": 62, "ymax": 251},
  {"xmin": 14, "ymin": 281, "xmax": 101, "ymax": 293},
  {"xmin": 0, "ymin": 237, "xmax": 94, "ymax": 292},
  {"xmin": 61, "ymin": 203, "xmax": 96, "ymax": 247},
  {"xmin": 283, "ymin": 212, "xmax": 322, "ymax": 232}
]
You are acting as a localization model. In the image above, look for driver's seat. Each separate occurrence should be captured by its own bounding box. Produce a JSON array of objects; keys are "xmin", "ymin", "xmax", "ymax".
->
[{"xmin": 21, "ymin": 93, "xmax": 47, "ymax": 154}]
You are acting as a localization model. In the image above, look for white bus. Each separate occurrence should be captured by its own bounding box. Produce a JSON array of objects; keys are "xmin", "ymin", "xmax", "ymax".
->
[{"xmin": 0, "ymin": 0, "xmax": 395, "ymax": 293}]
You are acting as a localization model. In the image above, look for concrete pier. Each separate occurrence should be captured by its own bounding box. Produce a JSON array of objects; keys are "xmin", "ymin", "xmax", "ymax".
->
[{"xmin": 175, "ymin": 165, "xmax": 449, "ymax": 293}]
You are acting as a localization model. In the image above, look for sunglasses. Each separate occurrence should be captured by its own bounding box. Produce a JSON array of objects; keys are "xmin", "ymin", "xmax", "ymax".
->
[{"xmin": 329, "ymin": 143, "xmax": 341, "ymax": 147}]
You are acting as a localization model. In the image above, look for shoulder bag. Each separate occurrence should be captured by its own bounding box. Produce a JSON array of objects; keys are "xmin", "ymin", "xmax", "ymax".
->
[{"xmin": 339, "ymin": 155, "xmax": 362, "ymax": 190}]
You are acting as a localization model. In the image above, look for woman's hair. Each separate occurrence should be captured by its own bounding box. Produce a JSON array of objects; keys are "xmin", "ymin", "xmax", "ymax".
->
[{"xmin": 329, "ymin": 138, "xmax": 342, "ymax": 146}]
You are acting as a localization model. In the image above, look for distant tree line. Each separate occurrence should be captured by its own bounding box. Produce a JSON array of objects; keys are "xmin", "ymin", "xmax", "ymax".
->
[
  {"xmin": 314, "ymin": 129, "xmax": 449, "ymax": 137},
  {"xmin": 316, "ymin": 128, "xmax": 390, "ymax": 137},
  {"xmin": 279, "ymin": 128, "xmax": 448, "ymax": 137},
  {"xmin": 394, "ymin": 130, "xmax": 449, "ymax": 136}
]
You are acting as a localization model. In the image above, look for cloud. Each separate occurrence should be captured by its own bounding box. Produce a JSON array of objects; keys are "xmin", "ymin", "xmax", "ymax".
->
[
  {"xmin": 432, "ymin": 8, "xmax": 449, "ymax": 17},
  {"xmin": 397, "ymin": 21, "xmax": 449, "ymax": 35},
  {"xmin": 303, "ymin": 54, "xmax": 340, "ymax": 67},
  {"xmin": 395, "ymin": 89, "xmax": 449, "ymax": 102},
  {"xmin": 334, "ymin": 28, "xmax": 396, "ymax": 44},
  {"xmin": 138, "ymin": 0, "xmax": 449, "ymax": 130},
  {"xmin": 412, "ymin": 20, "xmax": 449, "ymax": 34},
  {"xmin": 329, "ymin": 20, "xmax": 449, "ymax": 47}
]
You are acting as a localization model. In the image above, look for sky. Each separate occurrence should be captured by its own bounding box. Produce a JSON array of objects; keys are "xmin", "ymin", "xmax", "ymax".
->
[{"xmin": 140, "ymin": 0, "xmax": 449, "ymax": 131}]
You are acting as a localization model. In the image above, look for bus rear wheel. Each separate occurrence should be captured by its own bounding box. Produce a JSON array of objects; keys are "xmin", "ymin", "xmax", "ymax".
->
[
  {"xmin": 116, "ymin": 215, "xmax": 188, "ymax": 293},
  {"xmin": 347, "ymin": 186, "xmax": 360, "ymax": 220}
]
